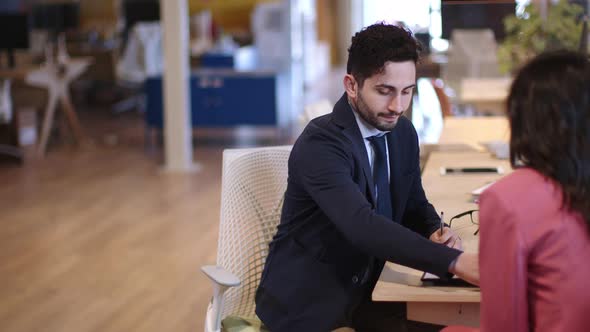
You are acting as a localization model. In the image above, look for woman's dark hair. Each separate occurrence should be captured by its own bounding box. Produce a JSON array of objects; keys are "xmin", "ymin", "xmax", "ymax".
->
[
  {"xmin": 508, "ymin": 50, "xmax": 590, "ymax": 227},
  {"xmin": 347, "ymin": 23, "xmax": 422, "ymax": 87}
]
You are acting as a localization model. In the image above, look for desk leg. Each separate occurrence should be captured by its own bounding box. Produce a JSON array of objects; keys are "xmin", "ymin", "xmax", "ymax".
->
[
  {"xmin": 37, "ymin": 92, "xmax": 59, "ymax": 157},
  {"xmin": 407, "ymin": 302, "xmax": 479, "ymax": 327},
  {"xmin": 59, "ymin": 91, "xmax": 84, "ymax": 144}
]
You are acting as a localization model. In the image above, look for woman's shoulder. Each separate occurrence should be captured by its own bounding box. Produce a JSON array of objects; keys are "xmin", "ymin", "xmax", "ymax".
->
[
  {"xmin": 487, "ymin": 168, "xmax": 550, "ymax": 197},
  {"xmin": 482, "ymin": 168, "xmax": 563, "ymax": 225},
  {"xmin": 482, "ymin": 168, "xmax": 560, "ymax": 213}
]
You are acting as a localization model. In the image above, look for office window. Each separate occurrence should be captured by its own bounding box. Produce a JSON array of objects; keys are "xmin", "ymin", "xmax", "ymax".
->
[
  {"xmin": 362, "ymin": 0, "xmax": 532, "ymax": 52},
  {"xmin": 363, "ymin": 0, "xmax": 433, "ymax": 30}
]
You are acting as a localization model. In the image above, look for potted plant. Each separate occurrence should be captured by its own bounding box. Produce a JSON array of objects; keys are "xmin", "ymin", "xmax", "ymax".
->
[{"xmin": 498, "ymin": 0, "xmax": 586, "ymax": 74}]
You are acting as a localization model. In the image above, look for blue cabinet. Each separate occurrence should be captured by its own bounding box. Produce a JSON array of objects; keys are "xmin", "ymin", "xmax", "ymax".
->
[
  {"xmin": 199, "ymin": 53, "xmax": 234, "ymax": 69},
  {"xmin": 145, "ymin": 70, "xmax": 277, "ymax": 129}
]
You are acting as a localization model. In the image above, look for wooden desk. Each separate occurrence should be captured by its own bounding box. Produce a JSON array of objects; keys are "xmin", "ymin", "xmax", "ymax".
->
[
  {"xmin": 0, "ymin": 67, "xmax": 30, "ymax": 80},
  {"xmin": 2, "ymin": 58, "xmax": 92, "ymax": 157},
  {"xmin": 28, "ymin": 58, "xmax": 92, "ymax": 156},
  {"xmin": 438, "ymin": 117, "xmax": 509, "ymax": 152},
  {"xmin": 373, "ymin": 151, "xmax": 512, "ymax": 327},
  {"xmin": 421, "ymin": 151, "xmax": 511, "ymax": 221},
  {"xmin": 460, "ymin": 78, "xmax": 511, "ymax": 115}
]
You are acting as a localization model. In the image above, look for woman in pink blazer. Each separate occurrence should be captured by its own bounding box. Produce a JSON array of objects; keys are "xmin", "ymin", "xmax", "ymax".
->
[{"xmin": 444, "ymin": 51, "xmax": 590, "ymax": 332}]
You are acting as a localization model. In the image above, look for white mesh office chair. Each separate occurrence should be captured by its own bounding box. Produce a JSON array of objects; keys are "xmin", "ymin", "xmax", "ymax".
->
[{"xmin": 202, "ymin": 146, "xmax": 292, "ymax": 332}]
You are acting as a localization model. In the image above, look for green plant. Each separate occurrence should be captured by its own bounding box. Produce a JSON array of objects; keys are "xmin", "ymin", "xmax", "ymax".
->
[{"xmin": 498, "ymin": 0, "xmax": 585, "ymax": 74}]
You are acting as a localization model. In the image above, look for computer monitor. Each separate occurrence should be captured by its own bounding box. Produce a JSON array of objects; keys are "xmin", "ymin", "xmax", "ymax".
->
[
  {"xmin": 0, "ymin": 12, "xmax": 30, "ymax": 68},
  {"xmin": 124, "ymin": 0, "xmax": 160, "ymax": 31},
  {"xmin": 0, "ymin": 0, "xmax": 20, "ymax": 12},
  {"xmin": 31, "ymin": 2, "xmax": 80, "ymax": 35},
  {"xmin": 441, "ymin": 0, "xmax": 516, "ymax": 41}
]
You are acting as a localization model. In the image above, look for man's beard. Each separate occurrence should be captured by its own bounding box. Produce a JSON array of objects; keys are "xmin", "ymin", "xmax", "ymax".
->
[{"xmin": 355, "ymin": 92, "xmax": 399, "ymax": 131}]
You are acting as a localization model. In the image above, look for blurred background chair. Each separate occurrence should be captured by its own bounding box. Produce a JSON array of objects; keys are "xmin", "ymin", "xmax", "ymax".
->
[
  {"xmin": 112, "ymin": 0, "xmax": 162, "ymax": 113},
  {"xmin": 300, "ymin": 98, "xmax": 332, "ymax": 125},
  {"xmin": 202, "ymin": 146, "xmax": 291, "ymax": 332},
  {"xmin": 0, "ymin": 79, "xmax": 12, "ymax": 124},
  {"xmin": 190, "ymin": 10, "xmax": 214, "ymax": 57},
  {"xmin": 112, "ymin": 22, "xmax": 162, "ymax": 113},
  {"xmin": 430, "ymin": 78, "xmax": 453, "ymax": 118},
  {"xmin": 413, "ymin": 77, "xmax": 474, "ymax": 172},
  {"xmin": 443, "ymin": 29, "xmax": 502, "ymax": 97},
  {"xmin": 413, "ymin": 78, "xmax": 444, "ymax": 145}
]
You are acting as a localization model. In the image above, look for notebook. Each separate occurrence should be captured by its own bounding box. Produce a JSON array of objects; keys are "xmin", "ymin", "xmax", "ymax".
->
[{"xmin": 421, "ymin": 272, "xmax": 478, "ymax": 287}]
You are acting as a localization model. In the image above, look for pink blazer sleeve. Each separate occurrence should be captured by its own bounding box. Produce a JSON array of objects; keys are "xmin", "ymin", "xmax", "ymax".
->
[{"xmin": 479, "ymin": 188, "xmax": 529, "ymax": 332}]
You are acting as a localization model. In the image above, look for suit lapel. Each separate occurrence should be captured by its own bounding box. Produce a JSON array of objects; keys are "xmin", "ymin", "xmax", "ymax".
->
[
  {"xmin": 387, "ymin": 130, "xmax": 402, "ymax": 223},
  {"xmin": 342, "ymin": 126, "xmax": 376, "ymax": 205},
  {"xmin": 332, "ymin": 94, "xmax": 376, "ymax": 206}
]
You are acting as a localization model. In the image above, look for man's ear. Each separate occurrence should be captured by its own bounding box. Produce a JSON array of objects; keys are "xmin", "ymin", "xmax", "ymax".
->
[{"xmin": 343, "ymin": 74, "xmax": 358, "ymax": 99}]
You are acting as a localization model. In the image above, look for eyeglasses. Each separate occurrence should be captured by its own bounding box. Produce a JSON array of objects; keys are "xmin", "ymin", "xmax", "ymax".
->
[{"xmin": 449, "ymin": 209, "xmax": 479, "ymax": 235}]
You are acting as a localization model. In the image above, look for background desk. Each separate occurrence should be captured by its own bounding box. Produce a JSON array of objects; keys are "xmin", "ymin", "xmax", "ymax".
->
[
  {"xmin": 460, "ymin": 78, "xmax": 511, "ymax": 115},
  {"xmin": 25, "ymin": 58, "xmax": 92, "ymax": 156},
  {"xmin": 0, "ymin": 58, "xmax": 91, "ymax": 156},
  {"xmin": 438, "ymin": 117, "xmax": 509, "ymax": 152},
  {"xmin": 373, "ymin": 151, "xmax": 512, "ymax": 327}
]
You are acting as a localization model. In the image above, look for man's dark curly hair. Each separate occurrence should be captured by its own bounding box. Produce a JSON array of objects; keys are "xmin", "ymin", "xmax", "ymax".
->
[{"xmin": 347, "ymin": 23, "xmax": 422, "ymax": 87}]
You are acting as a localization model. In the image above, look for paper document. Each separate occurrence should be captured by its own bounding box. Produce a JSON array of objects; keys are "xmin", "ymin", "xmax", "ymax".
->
[{"xmin": 471, "ymin": 181, "xmax": 495, "ymax": 196}]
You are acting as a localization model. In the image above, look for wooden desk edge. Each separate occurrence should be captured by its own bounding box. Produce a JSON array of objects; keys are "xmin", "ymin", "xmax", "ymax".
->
[{"xmin": 372, "ymin": 283, "xmax": 481, "ymax": 303}]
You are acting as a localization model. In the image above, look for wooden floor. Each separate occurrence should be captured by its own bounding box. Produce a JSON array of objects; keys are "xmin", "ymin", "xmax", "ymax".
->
[{"xmin": 0, "ymin": 110, "xmax": 287, "ymax": 332}]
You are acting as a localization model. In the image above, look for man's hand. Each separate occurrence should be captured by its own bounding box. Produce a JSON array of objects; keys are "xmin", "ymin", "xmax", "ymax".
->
[
  {"xmin": 430, "ymin": 226, "xmax": 462, "ymax": 250},
  {"xmin": 449, "ymin": 252, "xmax": 479, "ymax": 286}
]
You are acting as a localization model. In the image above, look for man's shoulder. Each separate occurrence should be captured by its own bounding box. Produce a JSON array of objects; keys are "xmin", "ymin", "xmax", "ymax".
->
[
  {"xmin": 382, "ymin": 116, "xmax": 417, "ymax": 146},
  {"xmin": 291, "ymin": 113, "xmax": 354, "ymax": 162},
  {"xmin": 393, "ymin": 116, "xmax": 416, "ymax": 135},
  {"xmin": 307, "ymin": 112, "xmax": 336, "ymax": 130},
  {"xmin": 298, "ymin": 113, "xmax": 344, "ymax": 142}
]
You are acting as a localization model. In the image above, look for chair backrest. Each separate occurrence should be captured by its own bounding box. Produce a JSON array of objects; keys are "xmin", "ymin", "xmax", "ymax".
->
[
  {"xmin": 443, "ymin": 29, "xmax": 501, "ymax": 93},
  {"xmin": 251, "ymin": 2, "xmax": 289, "ymax": 70},
  {"xmin": 450, "ymin": 29, "xmax": 498, "ymax": 61},
  {"xmin": 430, "ymin": 78, "xmax": 453, "ymax": 118},
  {"xmin": 413, "ymin": 78, "xmax": 444, "ymax": 144},
  {"xmin": 300, "ymin": 99, "xmax": 332, "ymax": 125},
  {"xmin": 189, "ymin": 10, "xmax": 213, "ymax": 56},
  {"xmin": 115, "ymin": 22, "xmax": 163, "ymax": 84},
  {"xmin": 0, "ymin": 80, "xmax": 12, "ymax": 124},
  {"xmin": 217, "ymin": 146, "xmax": 292, "ymax": 320}
]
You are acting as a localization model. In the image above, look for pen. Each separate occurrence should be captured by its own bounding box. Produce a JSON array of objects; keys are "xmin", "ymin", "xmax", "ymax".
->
[
  {"xmin": 440, "ymin": 167, "xmax": 504, "ymax": 175},
  {"xmin": 440, "ymin": 211, "xmax": 444, "ymax": 236}
]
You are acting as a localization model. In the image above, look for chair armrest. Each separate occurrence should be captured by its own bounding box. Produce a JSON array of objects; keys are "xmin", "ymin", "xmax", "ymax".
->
[
  {"xmin": 201, "ymin": 265, "xmax": 241, "ymax": 332},
  {"xmin": 201, "ymin": 265, "xmax": 240, "ymax": 287}
]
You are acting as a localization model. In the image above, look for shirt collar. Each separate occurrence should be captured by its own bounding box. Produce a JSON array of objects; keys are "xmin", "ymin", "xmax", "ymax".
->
[{"xmin": 348, "ymin": 100, "xmax": 389, "ymax": 139}]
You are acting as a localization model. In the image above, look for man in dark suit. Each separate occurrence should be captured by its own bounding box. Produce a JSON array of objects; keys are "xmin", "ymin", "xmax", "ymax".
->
[{"xmin": 255, "ymin": 23, "xmax": 478, "ymax": 332}]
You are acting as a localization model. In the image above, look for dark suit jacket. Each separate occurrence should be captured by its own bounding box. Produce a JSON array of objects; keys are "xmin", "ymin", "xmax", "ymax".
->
[{"xmin": 255, "ymin": 94, "xmax": 461, "ymax": 331}]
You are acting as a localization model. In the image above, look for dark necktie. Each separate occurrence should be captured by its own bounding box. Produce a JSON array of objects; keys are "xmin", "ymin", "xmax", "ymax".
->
[{"xmin": 368, "ymin": 134, "xmax": 393, "ymax": 220}]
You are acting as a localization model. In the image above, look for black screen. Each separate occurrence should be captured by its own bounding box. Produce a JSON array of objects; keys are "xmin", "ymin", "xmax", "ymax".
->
[
  {"xmin": 441, "ymin": 0, "xmax": 516, "ymax": 41},
  {"xmin": 31, "ymin": 2, "xmax": 79, "ymax": 33},
  {"xmin": 0, "ymin": 12, "xmax": 29, "ymax": 50},
  {"xmin": 124, "ymin": 0, "xmax": 160, "ymax": 30}
]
